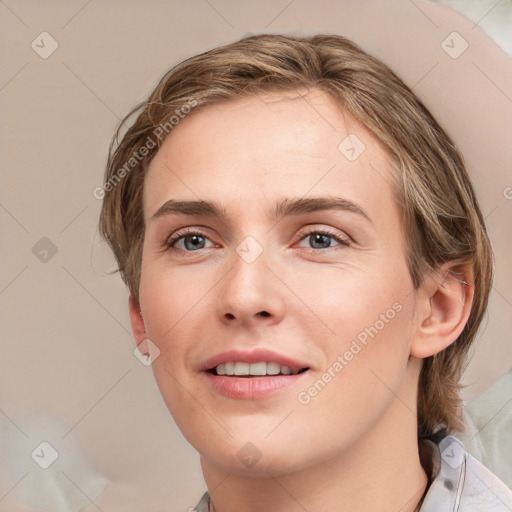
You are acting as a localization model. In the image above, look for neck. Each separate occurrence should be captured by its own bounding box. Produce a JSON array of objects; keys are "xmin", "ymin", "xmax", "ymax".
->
[{"xmin": 201, "ymin": 361, "xmax": 428, "ymax": 512}]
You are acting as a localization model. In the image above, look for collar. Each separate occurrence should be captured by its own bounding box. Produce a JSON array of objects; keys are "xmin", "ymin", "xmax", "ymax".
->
[{"xmin": 420, "ymin": 435, "xmax": 512, "ymax": 511}]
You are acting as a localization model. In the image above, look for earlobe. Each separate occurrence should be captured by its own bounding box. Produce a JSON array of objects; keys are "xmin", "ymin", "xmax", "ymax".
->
[{"xmin": 411, "ymin": 263, "xmax": 474, "ymax": 359}]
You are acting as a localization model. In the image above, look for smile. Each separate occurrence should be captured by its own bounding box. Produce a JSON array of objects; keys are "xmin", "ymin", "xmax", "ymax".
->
[
  {"xmin": 210, "ymin": 361, "xmax": 308, "ymax": 377},
  {"xmin": 200, "ymin": 348, "xmax": 311, "ymax": 399}
]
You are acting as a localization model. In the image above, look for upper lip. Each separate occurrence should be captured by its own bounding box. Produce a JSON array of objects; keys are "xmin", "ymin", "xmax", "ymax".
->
[{"xmin": 201, "ymin": 348, "xmax": 310, "ymax": 372}]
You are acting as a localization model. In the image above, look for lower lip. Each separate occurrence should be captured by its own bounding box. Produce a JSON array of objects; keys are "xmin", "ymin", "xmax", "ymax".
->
[{"xmin": 202, "ymin": 371, "xmax": 309, "ymax": 399}]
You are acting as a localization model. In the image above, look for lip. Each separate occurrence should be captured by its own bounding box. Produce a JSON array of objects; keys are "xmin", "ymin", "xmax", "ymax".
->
[
  {"xmin": 202, "ymin": 371, "xmax": 309, "ymax": 399},
  {"xmin": 200, "ymin": 348, "xmax": 311, "ymax": 400}
]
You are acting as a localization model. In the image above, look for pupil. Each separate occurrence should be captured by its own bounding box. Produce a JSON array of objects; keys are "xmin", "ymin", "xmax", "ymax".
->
[
  {"xmin": 311, "ymin": 233, "xmax": 330, "ymax": 249},
  {"xmin": 185, "ymin": 235, "xmax": 204, "ymax": 250}
]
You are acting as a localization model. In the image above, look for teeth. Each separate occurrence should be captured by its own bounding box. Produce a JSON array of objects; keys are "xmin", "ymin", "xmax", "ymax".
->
[
  {"xmin": 214, "ymin": 361, "xmax": 303, "ymax": 376},
  {"xmin": 234, "ymin": 362, "xmax": 249, "ymax": 375},
  {"xmin": 249, "ymin": 362, "xmax": 267, "ymax": 376},
  {"xmin": 280, "ymin": 365, "xmax": 291, "ymax": 375},
  {"xmin": 266, "ymin": 362, "xmax": 280, "ymax": 375}
]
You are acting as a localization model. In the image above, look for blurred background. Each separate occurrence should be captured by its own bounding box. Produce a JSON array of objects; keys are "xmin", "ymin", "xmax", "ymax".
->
[{"xmin": 1, "ymin": 0, "xmax": 511, "ymax": 510}]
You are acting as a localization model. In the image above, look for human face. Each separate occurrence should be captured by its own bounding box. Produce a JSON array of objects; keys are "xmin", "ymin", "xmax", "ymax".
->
[{"xmin": 136, "ymin": 89, "xmax": 419, "ymax": 475}]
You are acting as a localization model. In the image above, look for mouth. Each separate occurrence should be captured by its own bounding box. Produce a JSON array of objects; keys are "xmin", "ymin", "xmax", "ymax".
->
[
  {"xmin": 201, "ymin": 349, "xmax": 311, "ymax": 399},
  {"xmin": 207, "ymin": 361, "xmax": 310, "ymax": 377}
]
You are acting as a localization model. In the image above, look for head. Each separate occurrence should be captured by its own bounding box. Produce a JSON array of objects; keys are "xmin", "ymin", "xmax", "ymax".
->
[{"xmin": 98, "ymin": 34, "xmax": 493, "ymax": 470}]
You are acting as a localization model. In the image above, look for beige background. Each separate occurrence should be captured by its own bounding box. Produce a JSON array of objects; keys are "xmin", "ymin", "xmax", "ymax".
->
[{"xmin": 1, "ymin": 0, "xmax": 511, "ymax": 511}]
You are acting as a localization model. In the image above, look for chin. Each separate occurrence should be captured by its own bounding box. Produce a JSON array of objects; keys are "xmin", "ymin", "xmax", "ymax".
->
[{"xmin": 199, "ymin": 441, "xmax": 310, "ymax": 477}]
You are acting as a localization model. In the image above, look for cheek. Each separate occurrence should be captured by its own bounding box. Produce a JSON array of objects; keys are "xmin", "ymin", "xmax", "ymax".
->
[
  {"xmin": 301, "ymin": 261, "xmax": 411, "ymax": 345},
  {"xmin": 307, "ymin": 264, "xmax": 415, "ymax": 400},
  {"xmin": 140, "ymin": 263, "xmax": 209, "ymax": 332},
  {"xmin": 138, "ymin": 268, "xmax": 201, "ymax": 396},
  {"xmin": 292, "ymin": 297, "xmax": 416, "ymax": 445},
  {"xmin": 140, "ymin": 268, "xmax": 206, "ymax": 427}
]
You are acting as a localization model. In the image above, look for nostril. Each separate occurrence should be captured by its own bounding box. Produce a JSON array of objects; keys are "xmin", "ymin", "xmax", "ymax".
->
[{"xmin": 258, "ymin": 311, "xmax": 270, "ymax": 317}]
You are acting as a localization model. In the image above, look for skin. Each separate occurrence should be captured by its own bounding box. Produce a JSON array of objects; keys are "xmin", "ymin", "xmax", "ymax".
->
[{"xmin": 128, "ymin": 89, "xmax": 473, "ymax": 512}]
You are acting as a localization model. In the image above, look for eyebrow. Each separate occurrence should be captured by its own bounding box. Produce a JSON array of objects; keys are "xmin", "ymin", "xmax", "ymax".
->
[{"xmin": 150, "ymin": 196, "xmax": 372, "ymax": 224}]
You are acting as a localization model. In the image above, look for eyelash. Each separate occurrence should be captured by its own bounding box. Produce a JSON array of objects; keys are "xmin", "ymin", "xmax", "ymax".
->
[{"xmin": 163, "ymin": 227, "xmax": 351, "ymax": 254}]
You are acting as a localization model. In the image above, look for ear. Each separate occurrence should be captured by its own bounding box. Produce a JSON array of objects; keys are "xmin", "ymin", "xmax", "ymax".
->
[
  {"xmin": 128, "ymin": 295, "xmax": 149, "ymax": 354},
  {"xmin": 410, "ymin": 263, "xmax": 474, "ymax": 359}
]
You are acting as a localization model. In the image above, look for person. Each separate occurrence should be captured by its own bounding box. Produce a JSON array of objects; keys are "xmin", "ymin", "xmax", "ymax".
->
[{"xmin": 97, "ymin": 34, "xmax": 512, "ymax": 511}]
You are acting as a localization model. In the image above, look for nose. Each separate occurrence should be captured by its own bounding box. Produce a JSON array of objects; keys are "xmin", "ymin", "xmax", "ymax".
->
[{"xmin": 216, "ymin": 243, "xmax": 286, "ymax": 329}]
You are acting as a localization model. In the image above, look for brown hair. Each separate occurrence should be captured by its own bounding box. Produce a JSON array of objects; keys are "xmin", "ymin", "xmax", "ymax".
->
[{"xmin": 98, "ymin": 34, "xmax": 493, "ymax": 437}]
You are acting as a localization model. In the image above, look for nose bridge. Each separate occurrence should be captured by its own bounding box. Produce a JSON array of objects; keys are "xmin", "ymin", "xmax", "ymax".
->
[{"xmin": 217, "ymin": 234, "xmax": 284, "ymax": 325}]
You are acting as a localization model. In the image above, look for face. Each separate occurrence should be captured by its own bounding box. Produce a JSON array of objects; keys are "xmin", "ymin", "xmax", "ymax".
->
[{"xmin": 135, "ymin": 89, "xmax": 420, "ymax": 476}]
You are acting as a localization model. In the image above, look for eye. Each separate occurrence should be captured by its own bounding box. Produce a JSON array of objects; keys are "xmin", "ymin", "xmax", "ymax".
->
[
  {"xmin": 163, "ymin": 227, "xmax": 351, "ymax": 254},
  {"xmin": 164, "ymin": 229, "xmax": 215, "ymax": 252},
  {"xmin": 296, "ymin": 228, "xmax": 350, "ymax": 250}
]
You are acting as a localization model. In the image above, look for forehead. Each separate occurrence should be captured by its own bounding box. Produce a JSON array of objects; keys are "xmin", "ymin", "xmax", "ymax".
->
[{"xmin": 144, "ymin": 89, "xmax": 398, "ymax": 226}]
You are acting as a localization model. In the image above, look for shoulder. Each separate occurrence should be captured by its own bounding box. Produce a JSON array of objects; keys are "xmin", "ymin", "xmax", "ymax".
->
[{"xmin": 421, "ymin": 434, "xmax": 512, "ymax": 511}]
